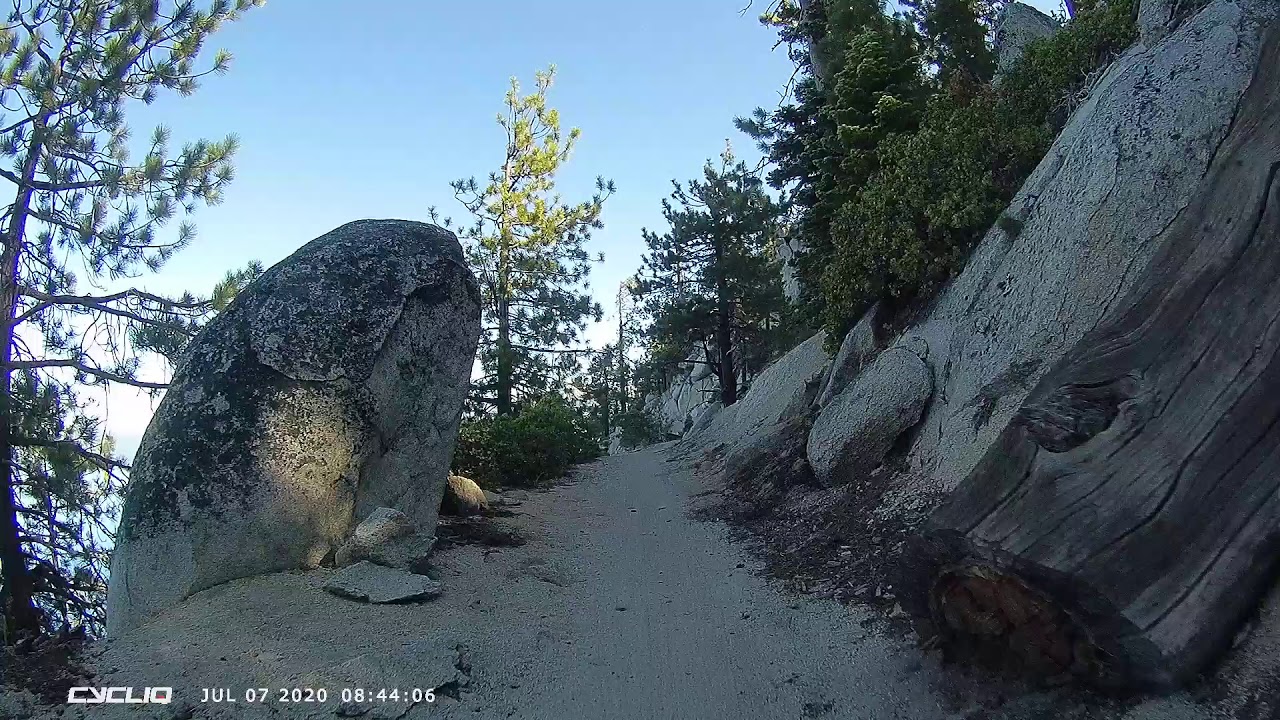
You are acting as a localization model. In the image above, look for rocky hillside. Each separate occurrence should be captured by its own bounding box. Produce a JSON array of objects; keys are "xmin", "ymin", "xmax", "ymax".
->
[{"xmin": 683, "ymin": 0, "xmax": 1280, "ymax": 700}]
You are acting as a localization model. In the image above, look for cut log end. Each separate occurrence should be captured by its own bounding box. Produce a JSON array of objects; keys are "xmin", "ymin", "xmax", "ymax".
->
[{"xmin": 929, "ymin": 565, "xmax": 1112, "ymax": 684}]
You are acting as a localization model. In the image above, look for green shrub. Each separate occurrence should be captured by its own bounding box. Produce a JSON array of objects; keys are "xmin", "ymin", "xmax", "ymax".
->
[
  {"xmin": 999, "ymin": 0, "xmax": 1139, "ymax": 126},
  {"xmin": 452, "ymin": 395, "xmax": 602, "ymax": 488},
  {"xmin": 816, "ymin": 0, "xmax": 1137, "ymax": 336},
  {"xmin": 614, "ymin": 407, "xmax": 665, "ymax": 450}
]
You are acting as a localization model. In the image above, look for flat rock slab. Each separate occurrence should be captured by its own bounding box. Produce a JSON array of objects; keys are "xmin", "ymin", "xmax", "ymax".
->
[{"xmin": 324, "ymin": 561, "xmax": 443, "ymax": 604}]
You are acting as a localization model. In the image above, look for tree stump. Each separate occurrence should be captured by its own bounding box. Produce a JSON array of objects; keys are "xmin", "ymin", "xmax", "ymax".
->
[{"xmin": 912, "ymin": 26, "xmax": 1280, "ymax": 689}]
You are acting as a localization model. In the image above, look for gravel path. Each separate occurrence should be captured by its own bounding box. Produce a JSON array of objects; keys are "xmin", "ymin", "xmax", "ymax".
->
[{"xmin": 52, "ymin": 445, "xmax": 1217, "ymax": 720}]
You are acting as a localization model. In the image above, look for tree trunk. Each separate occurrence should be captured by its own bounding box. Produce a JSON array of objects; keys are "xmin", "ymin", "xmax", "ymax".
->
[
  {"xmin": 601, "ymin": 385, "xmax": 610, "ymax": 435},
  {"xmin": 0, "ymin": 127, "xmax": 45, "ymax": 641},
  {"xmin": 495, "ymin": 222, "xmax": 514, "ymax": 416},
  {"xmin": 797, "ymin": 0, "xmax": 831, "ymax": 88},
  {"xmin": 906, "ymin": 29, "xmax": 1280, "ymax": 690},
  {"xmin": 495, "ymin": 292, "xmax": 512, "ymax": 417},
  {"xmin": 718, "ymin": 291, "xmax": 737, "ymax": 408},
  {"xmin": 617, "ymin": 304, "xmax": 628, "ymax": 416}
]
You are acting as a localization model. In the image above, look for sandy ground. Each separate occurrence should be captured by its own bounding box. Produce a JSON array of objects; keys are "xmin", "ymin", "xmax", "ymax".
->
[{"xmin": 21, "ymin": 444, "xmax": 1237, "ymax": 720}]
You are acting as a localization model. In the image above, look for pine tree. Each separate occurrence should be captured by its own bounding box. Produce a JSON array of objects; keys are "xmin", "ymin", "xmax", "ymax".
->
[
  {"xmin": 441, "ymin": 66, "xmax": 615, "ymax": 416},
  {"xmin": 904, "ymin": 0, "xmax": 1002, "ymax": 87},
  {"xmin": 613, "ymin": 280, "xmax": 637, "ymax": 417},
  {"xmin": 0, "ymin": 0, "xmax": 260, "ymax": 642},
  {"xmin": 634, "ymin": 147, "xmax": 783, "ymax": 408},
  {"xmin": 572, "ymin": 344, "xmax": 615, "ymax": 440},
  {"xmin": 571, "ymin": 280, "xmax": 640, "ymax": 442},
  {"xmin": 738, "ymin": 0, "xmax": 924, "ymax": 327}
]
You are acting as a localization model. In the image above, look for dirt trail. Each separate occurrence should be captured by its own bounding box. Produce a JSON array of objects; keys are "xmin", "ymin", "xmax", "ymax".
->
[{"xmin": 55, "ymin": 445, "xmax": 1210, "ymax": 720}]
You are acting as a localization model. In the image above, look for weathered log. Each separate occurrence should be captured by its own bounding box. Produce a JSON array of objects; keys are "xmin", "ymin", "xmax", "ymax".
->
[{"xmin": 910, "ymin": 26, "xmax": 1280, "ymax": 690}]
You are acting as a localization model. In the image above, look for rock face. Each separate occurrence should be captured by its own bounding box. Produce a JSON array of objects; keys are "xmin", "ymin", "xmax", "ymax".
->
[
  {"xmin": 808, "ymin": 345, "xmax": 933, "ymax": 487},
  {"xmin": 718, "ymin": 416, "xmax": 814, "ymax": 515},
  {"xmin": 993, "ymin": 2, "xmax": 1059, "ymax": 82},
  {"xmin": 686, "ymin": 401, "xmax": 723, "ymax": 438},
  {"xmin": 1139, "ymin": 0, "xmax": 1176, "ymax": 43},
  {"xmin": 915, "ymin": 31, "xmax": 1280, "ymax": 688},
  {"xmin": 643, "ymin": 350, "xmax": 725, "ymax": 438},
  {"xmin": 106, "ymin": 220, "xmax": 481, "ymax": 637},
  {"xmin": 901, "ymin": 0, "xmax": 1277, "ymax": 495},
  {"xmin": 817, "ymin": 302, "xmax": 886, "ymax": 408},
  {"xmin": 687, "ymin": 331, "xmax": 829, "ymax": 452},
  {"xmin": 1138, "ymin": 0, "xmax": 1201, "ymax": 45}
]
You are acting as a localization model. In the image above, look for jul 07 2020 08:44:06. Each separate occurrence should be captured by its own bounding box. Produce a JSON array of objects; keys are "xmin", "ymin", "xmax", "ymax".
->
[{"xmin": 199, "ymin": 687, "xmax": 439, "ymax": 704}]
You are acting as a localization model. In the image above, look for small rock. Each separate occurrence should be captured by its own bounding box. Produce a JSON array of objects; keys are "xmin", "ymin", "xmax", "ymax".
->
[
  {"xmin": 324, "ymin": 561, "xmax": 443, "ymax": 604},
  {"xmin": 335, "ymin": 508, "xmax": 436, "ymax": 571},
  {"xmin": 442, "ymin": 474, "xmax": 489, "ymax": 516}
]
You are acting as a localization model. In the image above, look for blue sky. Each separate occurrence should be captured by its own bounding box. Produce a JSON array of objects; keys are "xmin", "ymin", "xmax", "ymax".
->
[
  {"xmin": 127, "ymin": 0, "xmax": 807, "ymax": 307},
  {"xmin": 98, "ymin": 0, "xmax": 1063, "ymax": 458}
]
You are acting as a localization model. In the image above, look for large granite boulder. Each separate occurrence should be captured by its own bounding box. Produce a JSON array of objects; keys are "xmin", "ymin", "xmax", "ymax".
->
[
  {"xmin": 686, "ymin": 331, "xmax": 829, "ymax": 452},
  {"xmin": 105, "ymin": 220, "xmax": 481, "ymax": 637},
  {"xmin": 808, "ymin": 344, "xmax": 933, "ymax": 487}
]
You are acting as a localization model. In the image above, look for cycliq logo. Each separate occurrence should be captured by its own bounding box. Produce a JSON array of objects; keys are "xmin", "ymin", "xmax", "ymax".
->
[{"xmin": 67, "ymin": 687, "xmax": 173, "ymax": 704}]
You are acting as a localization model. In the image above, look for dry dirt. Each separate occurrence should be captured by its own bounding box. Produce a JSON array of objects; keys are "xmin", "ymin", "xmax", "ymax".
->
[{"xmin": 7, "ymin": 445, "xmax": 1273, "ymax": 720}]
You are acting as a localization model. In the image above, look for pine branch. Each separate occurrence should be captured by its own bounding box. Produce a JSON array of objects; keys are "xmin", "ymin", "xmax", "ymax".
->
[
  {"xmin": 9, "ymin": 436, "xmax": 130, "ymax": 474},
  {"xmin": 509, "ymin": 344, "xmax": 593, "ymax": 355},
  {"xmin": 6, "ymin": 358, "xmax": 168, "ymax": 390},
  {"xmin": 17, "ymin": 286, "xmax": 206, "ymax": 329}
]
